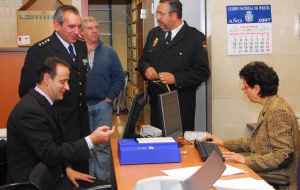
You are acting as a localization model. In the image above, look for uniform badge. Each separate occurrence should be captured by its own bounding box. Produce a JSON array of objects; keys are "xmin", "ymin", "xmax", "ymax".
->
[
  {"xmin": 82, "ymin": 59, "xmax": 88, "ymax": 66},
  {"xmin": 202, "ymin": 42, "xmax": 208, "ymax": 51},
  {"xmin": 153, "ymin": 38, "xmax": 158, "ymax": 47}
]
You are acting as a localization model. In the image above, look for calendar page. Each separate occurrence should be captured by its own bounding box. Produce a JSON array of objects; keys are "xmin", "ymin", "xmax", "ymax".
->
[{"xmin": 227, "ymin": 5, "xmax": 272, "ymax": 55}]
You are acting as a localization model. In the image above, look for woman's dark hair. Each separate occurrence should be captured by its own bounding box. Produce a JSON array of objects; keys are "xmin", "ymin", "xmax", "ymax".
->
[
  {"xmin": 159, "ymin": 0, "xmax": 182, "ymax": 19},
  {"xmin": 239, "ymin": 61, "xmax": 279, "ymax": 97},
  {"xmin": 37, "ymin": 57, "xmax": 69, "ymax": 84}
]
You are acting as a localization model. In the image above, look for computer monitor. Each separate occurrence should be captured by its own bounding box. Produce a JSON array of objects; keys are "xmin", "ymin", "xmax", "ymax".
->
[
  {"xmin": 158, "ymin": 90, "xmax": 183, "ymax": 139},
  {"xmin": 122, "ymin": 92, "xmax": 146, "ymax": 138}
]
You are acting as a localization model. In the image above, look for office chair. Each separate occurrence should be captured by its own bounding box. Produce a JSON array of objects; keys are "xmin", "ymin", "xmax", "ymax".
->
[
  {"xmin": 0, "ymin": 161, "xmax": 50, "ymax": 190},
  {"xmin": 0, "ymin": 139, "xmax": 110, "ymax": 190},
  {"xmin": 0, "ymin": 167, "xmax": 111, "ymax": 190},
  {"xmin": 263, "ymin": 176, "xmax": 290, "ymax": 190},
  {"xmin": 262, "ymin": 155, "xmax": 300, "ymax": 189},
  {"xmin": 82, "ymin": 185, "xmax": 112, "ymax": 190},
  {"xmin": 0, "ymin": 139, "xmax": 50, "ymax": 190},
  {"xmin": 0, "ymin": 140, "xmax": 7, "ymax": 186}
]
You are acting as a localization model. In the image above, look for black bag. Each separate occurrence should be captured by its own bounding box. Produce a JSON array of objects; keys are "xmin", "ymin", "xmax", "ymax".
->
[{"xmin": 146, "ymin": 80, "xmax": 171, "ymax": 97}]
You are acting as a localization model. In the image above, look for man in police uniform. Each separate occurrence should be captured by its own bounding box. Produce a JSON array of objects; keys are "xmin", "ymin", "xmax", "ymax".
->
[
  {"xmin": 19, "ymin": 5, "xmax": 89, "ymax": 173},
  {"xmin": 138, "ymin": 0, "xmax": 210, "ymax": 132}
]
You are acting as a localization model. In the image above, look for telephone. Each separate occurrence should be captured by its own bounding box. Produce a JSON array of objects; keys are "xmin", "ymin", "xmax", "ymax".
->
[{"xmin": 140, "ymin": 125, "xmax": 162, "ymax": 137}]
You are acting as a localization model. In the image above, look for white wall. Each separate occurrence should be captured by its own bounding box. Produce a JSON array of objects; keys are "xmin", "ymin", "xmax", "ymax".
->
[{"xmin": 111, "ymin": 2, "xmax": 127, "ymax": 70}]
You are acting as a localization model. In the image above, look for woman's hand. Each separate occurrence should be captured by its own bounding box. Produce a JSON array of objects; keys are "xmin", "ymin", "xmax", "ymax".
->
[
  {"xmin": 66, "ymin": 167, "xmax": 96, "ymax": 188},
  {"xmin": 222, "ymin": 151, "xmax": 246, "ymax": 164},
  {"xmin": 201, "ymin": 134, "xmax": 225, "ymax": 146}
]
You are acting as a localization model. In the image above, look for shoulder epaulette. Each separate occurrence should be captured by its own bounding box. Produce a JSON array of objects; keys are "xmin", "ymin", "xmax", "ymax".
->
[
  {"xmin": 36, "ymin": 38, "xmax": 51, "ymax": 48},
  {"xmin": 77, "ymin": 37, "xmax": 86, "ymax": 42}
]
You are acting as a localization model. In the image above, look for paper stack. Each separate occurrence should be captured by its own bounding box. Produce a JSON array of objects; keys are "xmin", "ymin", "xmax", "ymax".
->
[{"xmin": 213, "ymin": 177, "xmax": 274, "ymax": 190}]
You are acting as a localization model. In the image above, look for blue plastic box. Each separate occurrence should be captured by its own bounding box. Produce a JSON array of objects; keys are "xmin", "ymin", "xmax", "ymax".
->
[{"xmin": 118, "ymin": 138, "xmax": 181, "ymax": 165}]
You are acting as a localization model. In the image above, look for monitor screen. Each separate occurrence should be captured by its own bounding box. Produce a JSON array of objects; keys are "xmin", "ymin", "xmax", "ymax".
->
[
  {"xmin": 158, "ymin": 90, "xmax": 183, "ymax": 139},
  {"xmin": 122, "ymin": 92, "xmax": 146, "ymax": 138}
]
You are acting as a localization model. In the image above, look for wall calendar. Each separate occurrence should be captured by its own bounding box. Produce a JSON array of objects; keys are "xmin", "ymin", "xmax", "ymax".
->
[{"xmin": 227, "ymin": 5, "xmax": 272, "ymax": 55}]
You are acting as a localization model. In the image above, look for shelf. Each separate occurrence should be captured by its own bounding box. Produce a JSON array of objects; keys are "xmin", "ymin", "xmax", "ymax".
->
[
  {"xmin": 126, "ymin": 0, "xmax": 144, "ymax": 104},
  {"xmin": 98, "ymin": 21, "xmax": 112, "ymax": 23},
  {"xmin": 128, "ymin": 58, "xmax": 138, "ymax": 62},
  {"xmin": 100, "ymin": 33, "xmax": 112, "ymax": 36},
  {"xmin": 88, "ymin": 1, "xmax": 112, "ymax": 45},
  {"xmin": 89, "ymin": 8, "xmax": 111, "ymax": 11},
  {"xmin": 0, "ymin": 47, "xmax": 28, "ymax": 52}
]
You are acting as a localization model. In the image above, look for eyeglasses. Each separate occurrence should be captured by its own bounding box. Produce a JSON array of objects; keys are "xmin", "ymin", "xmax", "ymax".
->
[
  {"xmin": 155, "ymin": 11, "xmax": 171, "ymax": 17},
  {"xmin": 241, "ymin": 84, "xmax": 250, "ymax": 91}
]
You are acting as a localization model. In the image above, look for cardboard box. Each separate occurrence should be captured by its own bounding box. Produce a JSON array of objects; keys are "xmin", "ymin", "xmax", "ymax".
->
[
  {"xmin": 17, "ymin": 0, "xmax": 64, "ymax": 46},
  {"xmin": 118, "ymin": 138, "xmax": 181, "ymax": 165}
]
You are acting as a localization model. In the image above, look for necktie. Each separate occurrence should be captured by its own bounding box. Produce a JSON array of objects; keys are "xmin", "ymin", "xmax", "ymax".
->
[
  {"xmin": 68, "ymin": 44, "xmax": 76, "ymax": 62},
  {"xmin": 165, "ymin": 31, "xmax": 172, "ymax": 44}
]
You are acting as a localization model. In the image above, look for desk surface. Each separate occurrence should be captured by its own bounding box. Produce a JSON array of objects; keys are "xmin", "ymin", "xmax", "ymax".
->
[{"xmin": 111, "ymin": 138, "xmax": 262, "ymax": 190}]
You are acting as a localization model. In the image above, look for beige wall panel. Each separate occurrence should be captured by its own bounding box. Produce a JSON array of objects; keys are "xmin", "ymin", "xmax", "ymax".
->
[
  {"xmin": 111, "ymin": 2, "xmax": 127, "ymax": 70},
  {"xmin": 0, "ymin": 0, "xmax": 22, "ymax": 47},
  {"xmin": 212, "ymin": 98, "xmax": 260, "ymax": 138},
  {"xmin": 1, "ymin": 0, "xmax": 79, "ymax": 47}
]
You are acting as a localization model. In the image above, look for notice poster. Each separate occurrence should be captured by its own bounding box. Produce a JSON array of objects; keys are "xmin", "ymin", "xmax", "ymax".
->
[{"xmin": 227, "ymin": 5, "xmax": 272, "ymax": 55}]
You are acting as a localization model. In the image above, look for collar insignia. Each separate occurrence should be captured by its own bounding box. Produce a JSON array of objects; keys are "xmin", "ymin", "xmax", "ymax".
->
[
  {"xmin": 153, "ymin": 38, "xmax": 158, "ymax": 47},
  {"xmin": 82, "ymin": 59, "xmax": 88, "ymax": 66}
]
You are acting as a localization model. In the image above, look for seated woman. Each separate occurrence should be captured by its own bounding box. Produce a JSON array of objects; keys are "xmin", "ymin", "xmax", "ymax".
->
[{"xmin": 203, "ymin": 61, "xmax": 299, "ymax": 190}]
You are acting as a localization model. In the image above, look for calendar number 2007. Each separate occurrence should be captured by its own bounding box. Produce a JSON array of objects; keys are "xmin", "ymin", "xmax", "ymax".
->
[{"xmin": 258, "ymin": 18, "xmax": 271, "ymax": 23}]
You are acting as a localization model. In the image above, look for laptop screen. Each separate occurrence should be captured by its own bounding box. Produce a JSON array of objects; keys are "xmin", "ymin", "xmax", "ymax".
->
[{"xmin": 158, "ymin": 90, "xmax": 183, "ymax": 139}]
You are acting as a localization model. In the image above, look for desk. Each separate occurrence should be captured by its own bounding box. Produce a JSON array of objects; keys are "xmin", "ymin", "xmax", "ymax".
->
[{"xmin": 111, "ymin": 138, "xmax": 262, "ymax": 190}]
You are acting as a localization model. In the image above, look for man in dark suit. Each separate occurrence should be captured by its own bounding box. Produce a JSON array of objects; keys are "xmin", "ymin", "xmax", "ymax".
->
[
  {"xmin": 138, "ymin": 0, "xmax": 210, "ymax": 132},
  {"xmin": 19, "ymin": 5, "xmax": 90, "ymax": 173},
  {"xmin": 7, "ymin": 57, "xmax": 114, "ymax": 190}
]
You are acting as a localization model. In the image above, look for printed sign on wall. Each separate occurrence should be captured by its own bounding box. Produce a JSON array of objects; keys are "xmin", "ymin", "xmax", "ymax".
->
[{"xmin": 227, "ymin": 5, "xmax": 272, "ymax": 55}]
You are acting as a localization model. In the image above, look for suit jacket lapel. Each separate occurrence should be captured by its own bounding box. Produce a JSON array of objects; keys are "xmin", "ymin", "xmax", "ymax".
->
[
  {"xmin": 51, "ymin": 33, "xmax": 77, "ymax": 68},
  {"xmin": 29, "ymin": 89, "xmax": 65, "ymax": 137},
  {"xmin": 165, "ymin": 21, "xmax": 189, "ymax": 50},
  {"xmin": 30, "ymin": 89, "xmax": 53, "ymax": 114},
  {"xmin": 74, "ymin": 41, "xmax": 86, "ymax": 69},
  {"xmin": 252, "ymin": 96, "xmax": 275, "ymax": 135},
  {"xmin": 156, "ymin": 30, "xmax": 168, "ymax": 51}
]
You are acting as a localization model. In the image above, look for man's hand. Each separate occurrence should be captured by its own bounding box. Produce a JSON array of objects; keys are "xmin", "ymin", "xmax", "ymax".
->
[
  {"xmin": 104, "ymin": 97, "xmax": 113, "ymax": 105},
  {"xmin": 66, "ymin": 167, "xmax": 96, "ymax": 188},
  {"xmin": 90, "ymin": 126, "xmax": 114, "ymax": 144},
  {"xmin": 222, "ymin": 152, "xmax": 246, "ymax": 164},
  {"xmin": 145, "ymin": 67, "xmax": 158, "ymax": 80},
  {"xmin": 158, "ymin": 72, "xmax": 175, "ymax": 84}
]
